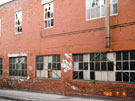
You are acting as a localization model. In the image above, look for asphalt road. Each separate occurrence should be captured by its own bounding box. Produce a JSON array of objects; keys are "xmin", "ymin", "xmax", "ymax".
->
[{"xmin": 0, "ymin": 89, "xmax": 130, "ymax": 101}]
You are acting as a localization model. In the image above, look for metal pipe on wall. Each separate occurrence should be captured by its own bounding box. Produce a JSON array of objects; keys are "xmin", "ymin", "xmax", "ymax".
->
[{"xmin": 105, "ymin": 0, "xmax": 110, "ymax": 48}]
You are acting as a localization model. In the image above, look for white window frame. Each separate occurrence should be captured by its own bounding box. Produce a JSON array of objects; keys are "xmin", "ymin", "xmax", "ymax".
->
[
  {"xmin": 15, "ymin": 10, "xmax": 22, "ymax": 34},
  {"xmin": 44, "ymin": 2, "xmax": 54, "ymax": 29},
  {"xmin": 86, "ymin": 0, "xmax": 118, "ymax": 21}
]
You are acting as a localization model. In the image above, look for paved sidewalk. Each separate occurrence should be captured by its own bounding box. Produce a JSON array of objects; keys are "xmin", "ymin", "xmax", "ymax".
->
[{"xmin": 0, "ymin": 89, "xmax": 130, "ymax": 101}]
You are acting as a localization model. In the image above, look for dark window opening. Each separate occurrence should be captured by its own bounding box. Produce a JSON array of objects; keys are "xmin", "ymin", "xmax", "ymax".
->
[
  {"xmin": 90, "ymin": 72, "xmax": 95, "ymax": 80},
  {"xmin": 130, "ymin": 62, "xmax": 135, "ymax": 70},
  {"xmin": 123, "ymin": 72, "xmax": 129, "ymax": 82},
  {"xmin": 84, "ymin": 62, "xmax": 88, "ymax": 70},
  {"xmin": 123, "ymin": 51, "xmax": 129, "ymax": 60},
  {"xmin": 79, "ymin": 71, "xmax": 83, "ymax": 79},
  {"xmin": 90, "ymin": 53, "xmax": 94, "ymax": 61},
  {"xmin": 123, "ymin": 62, "xmax": 129, "ymax": 70},
  {"xmin": 96, "ymin": 53, "xmax": 100, "ymax": 61},
  {"xmin": 90, "ymin": 62, "xmax": 94, "ymax": 70},
  {"xmin": 108, "ymin": 62, "xmax": 114, "ymax": 71},
  {"xmin": 73, "ymin": 71, "xmax": 78, "ymax": 79},
  {"xmin": 116, "ymin": 62, "xmax": 121, "ymax": 70},
  {"xmin": 116, "ymin": 52, "xmax": 121, "ymax": 60},
  {"xmin": 116, "ymin": 72, "xmax": 122, "ymax": 81},
  {"xmin": 79, "ymin": 63, "xmax": 83, "ymax": 70},
  {"xmin": 101, "ymin": 62, "xmax": 106, "ymax": 71},
  {"xmin": 79, "ymin": 54, "xmax": 83, "ymax": 61},
  {"xmin": 73, "ymin": 54, "xmax": 78, "ymax": 62},
  {"xmin": 130, "ymin": 72, "xmax": 135, "ymax": 82},
  {"xmin": 130, "ymin": 51, "xmax": 135, "ymax": 60},
  {"xmin": 95, "ymin": 62, "xmax": 100, "ymax": 71}
]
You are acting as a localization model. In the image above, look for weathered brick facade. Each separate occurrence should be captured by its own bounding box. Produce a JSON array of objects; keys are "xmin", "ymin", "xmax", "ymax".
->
[{"xmin": 0, "ymin": 0, "xmax": 135, "ymax": 99}]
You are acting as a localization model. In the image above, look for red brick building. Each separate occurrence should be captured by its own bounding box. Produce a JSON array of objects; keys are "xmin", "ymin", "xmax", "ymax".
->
[{"xmin": 0, "ymin": 0, "xmax": 135, "ymax": 99}]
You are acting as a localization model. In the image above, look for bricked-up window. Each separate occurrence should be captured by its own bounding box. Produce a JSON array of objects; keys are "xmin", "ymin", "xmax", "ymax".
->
[
  {"xmin": 86, "ymin": 0, "xmax": 118, "ymax": 20},
  {"xmin": 0, "ymin": 58, "xmax": 2, "ymax": 75},
  {"xmin": 73, "ymin": 53, "xmax": 114, "ymax": 81},
  {"xmin": 15, "ymin": 10, "xmax": 22, "ymax": 33},
  {"xmin": 10, "ymin": 57, "xmax": 27, "ymax": 76},
  {"xmin": 36, "ymin": 55, "xmax": 61, "ymax": 79},
  {"xmin": 116, "ymin": 51, "xmax": 135, "ymax": 83},
  {"xmin": 44, "ymin": 2, "xmax": 53, "ymax": 28}
]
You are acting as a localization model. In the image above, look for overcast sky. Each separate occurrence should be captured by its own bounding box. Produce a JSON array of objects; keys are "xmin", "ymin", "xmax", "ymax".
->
[{"xmin": 0, "ymin": 0, "xmax": 12, "ymax": 5}]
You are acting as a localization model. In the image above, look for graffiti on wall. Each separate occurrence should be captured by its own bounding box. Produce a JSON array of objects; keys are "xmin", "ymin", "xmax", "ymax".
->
[{"xmin": 61, "ymin": 53, "xmax": 72, "ymax": 72}]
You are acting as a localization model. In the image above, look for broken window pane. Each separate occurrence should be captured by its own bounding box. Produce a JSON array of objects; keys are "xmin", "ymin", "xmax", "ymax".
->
[
  {"xmin": 90, "ymin": 53, "xmax": 94, "ymax": 61},
  {"xmin": 52, "ymin": 55, "xmax": 57, "ymax": 62},
  {"xmin": 52, "ymin": 63, "xmax": 56, "ymax": 70},
  {"xmin": 84, "ymin": 62, "xmax": 88, "ymax": 70},
  {"xmin": 101, "ymin": 53, "xmax": 106, "ymax": 61},
  {"xmin": 123, "ymin": 62, "xmax": 129, "ymax": 70},
  {"xmin": 48, "ymin": 63, "xmax": 51, "ymax": 70},
  {"xmin": 15, "ymin": 10, "xmax": 22, "ymax": 33},
  {"xmin": 79, "ymin": 54, "xmax": 83, "ymax": 61},
  {"xmin": 116, "ymin": 72, "xmax": 122, "ymax": 81},
  {"xmin": 108, "ymin": 62, "xmax": 114, "ymax": 71},
  {"xmin": 36, "ymin": 55, "xmax": 61, "ymax": 78},
  {"xmin": 57, "ymin": 63, "xmax": 61, "ymax": 70},
  {"xmin": 73, "ymin": 54, "xmax": 78, "ymax": 62},
  {"xmin": 123, "ymin": 51, "xmax": 129, "ymax": 60},
  {"xmin": 90, "ymin": 62, "xmax": 94, "ymax": 70},
  {"xmin": 44, "ymin": 2, "xmax": 53, "ymax": 28},
  {"xmin": 130, "ymin": 50, "xmax": 135, "ymax": 60},
  {"xmin": 79, "ymin": 63, "xmax": 83, "ymax": 70},
  {"xmin": 116, "ymin": 62, "xmax": 121, "ymax": 70},
  {"xmin": 101, "ymin": 62, "xmax": 106, "ymax": 71},
  {"xmin": 95, "ymin": 53, "xmax": 100, "ymax": 61},
  {"xmin": 73, "ymin": 71, "xmax": 78, "ymax": 79},
  {"xmin": 116, "ymin": 52, "xmax": 121, "ymax": 60},
  {"xmin": 95, "ymin": 62, "xmax": 100, "ymax": 71},
  {"xmin": 79, "ymin": 71, "xmax": 83, "ymax": 79},
  {"xmin": 130, "ymin": 62, "xmax": 135, "ymax": 70},
  {"xmin": 10, "ymin": 57, "xmax": 27, "ymax": 77},
  {"xmin": 130, "ymin": 72, "xmax": 135, "ymax": 82},
  {"xmin": 57, "ymin": 55, "xmax": 61, "ymax": 62},
  {"xmin": 123, "ymin": 72, "xmax": 129, "ymax": 82},
  {"xmin": 90, "ymin": 72, "xmax": 95, "ymax": 80}
]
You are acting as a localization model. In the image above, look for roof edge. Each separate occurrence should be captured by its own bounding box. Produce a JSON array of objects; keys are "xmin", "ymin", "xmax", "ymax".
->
[{"xmin": 0, "ymin": 0, "xmax": 16, "ymax": 7}]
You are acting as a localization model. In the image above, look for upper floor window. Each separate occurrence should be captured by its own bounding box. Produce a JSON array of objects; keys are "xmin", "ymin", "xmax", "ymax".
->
[
  {"xmin": 44, "ymin": 2, "xmax": 53, "ymax": 28},
  {"xmin": 86, "ymin": 0, "xmax": 118, "ymax": 20},
  {"xmin": 15, "ymin": 10, "xmax": 22, "ymax": 34}
]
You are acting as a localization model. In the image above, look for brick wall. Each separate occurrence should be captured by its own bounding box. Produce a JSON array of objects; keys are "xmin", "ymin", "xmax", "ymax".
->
[{"xmin": 0, "ymin": 0, "xmax": 135, "ymax": 99}]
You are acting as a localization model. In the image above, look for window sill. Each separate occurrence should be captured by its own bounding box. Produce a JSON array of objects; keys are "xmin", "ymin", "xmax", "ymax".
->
[
  {"xmin": 44, "ymin": 26, "xmax": 54, "ymax": 30},
  {"xmin": 36, "ymin": 77, "xmax": 61, "ymax": 80},
  {"xmin": 86, "ymin": 13, "xmax": 118, "ymax": 22},
  {"xmin": 15, "ymin": 32, "xmax": 22, "ymax": 35}
]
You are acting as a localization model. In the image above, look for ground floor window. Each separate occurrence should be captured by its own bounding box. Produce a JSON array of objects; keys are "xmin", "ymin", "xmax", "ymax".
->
[
  {"xmin": 36, "ymin": 55, "xmax": 61, "ymax": 79},
  {"xmin": 73, "ymin": 52, "xmax": 114, "ymax": 81},
  {"xmin": 116, "ymin": 51, "xmax": 135, "ymax": 83},
  {"xmin": 9, "ymin": 57, "xmax": 27, "ymax": 76},
  {"xmin": 0, "ymin": 58, "xmax": 2, "ymax": 75},
  {"xmin": 73, "ymin": 51, "xmax": 135, "ymax": 83}
]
